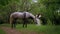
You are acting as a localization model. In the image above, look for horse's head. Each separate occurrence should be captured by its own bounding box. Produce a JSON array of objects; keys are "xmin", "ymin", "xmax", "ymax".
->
[
  {"xmin": 34, "ymin": 14, "xmax": 41, "ymax": 26},
  {"xmin": 27, "ymin": 12, "xmax": 41, "ymax": 26}
]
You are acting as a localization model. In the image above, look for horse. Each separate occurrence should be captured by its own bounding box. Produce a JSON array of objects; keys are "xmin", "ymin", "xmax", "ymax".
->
[{"xmin": 10, "ymin": 11, "xmax": 41, "ymax": 28}]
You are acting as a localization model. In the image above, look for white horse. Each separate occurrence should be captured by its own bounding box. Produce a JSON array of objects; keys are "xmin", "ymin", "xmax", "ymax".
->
[{"xmin": 10, "ymin": 11, "xmax": 41, "ymax": 28}]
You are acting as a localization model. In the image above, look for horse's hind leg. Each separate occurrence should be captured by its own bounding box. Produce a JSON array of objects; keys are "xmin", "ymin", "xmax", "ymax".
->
[
  {"xmin": 11, "ymin": 18, "xmax": 17, "ymax": 28},
  {"xmin": 11, "ymin": 23, "xmax": 13, "ymax": 28},
  {"xmin": 13, "ymin": 18, "xmax": 17, "ymax": 28}
]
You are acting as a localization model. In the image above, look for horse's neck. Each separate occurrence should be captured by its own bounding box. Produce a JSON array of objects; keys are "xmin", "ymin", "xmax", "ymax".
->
[{"xmin": 29, "ymin": 13, "xmax": 35, "ymax": 19}]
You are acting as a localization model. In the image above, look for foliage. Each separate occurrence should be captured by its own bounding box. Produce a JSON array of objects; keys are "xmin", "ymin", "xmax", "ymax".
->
[{"xmin": 0, "ymin": 0, "xmax": 60, "ymax": 25}]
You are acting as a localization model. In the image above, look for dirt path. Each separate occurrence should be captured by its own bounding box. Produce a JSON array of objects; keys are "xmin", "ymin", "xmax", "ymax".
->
[
  {"xmin": 1, "ymin": 27, "xmax": 22, "ymax": 34},
  {"xmin": 1, "ymin": 27, "xmax": 44, "ymax": 34}
]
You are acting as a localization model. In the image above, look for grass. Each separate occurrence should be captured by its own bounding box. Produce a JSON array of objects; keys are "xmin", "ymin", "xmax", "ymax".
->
[
  {"xmin": 16, "ymin": 24, "xmax": 60, "ymax": 34},
  {"xmin": 0, "ymin": 27, "xmax": 6, "ymax": 34},
  {"xmin": 0, "ymin": 24, "xmax": 60, "ymax": 34}
]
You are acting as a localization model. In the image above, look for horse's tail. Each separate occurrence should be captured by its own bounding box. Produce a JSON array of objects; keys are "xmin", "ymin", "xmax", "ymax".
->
[{"xmin": 10, "ymin": 15, "xmax": 13, "ymax": 25}]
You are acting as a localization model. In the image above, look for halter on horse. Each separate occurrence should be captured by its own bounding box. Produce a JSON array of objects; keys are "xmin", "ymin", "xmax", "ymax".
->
[{"xmin": 10, "ymin": 12, "xmax": 41, "ymax": 28}]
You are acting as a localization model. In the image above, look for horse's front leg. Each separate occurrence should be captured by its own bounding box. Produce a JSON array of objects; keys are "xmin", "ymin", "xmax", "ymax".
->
[
  {"xmin": 25, "ymin": 22, "xmax": 27, "ymax": 28},
  {"xmin": 23, "ymin": 18, "xmax": 24, "ymax": 27},
  {"xmin": 23, "ymin": 19, "xmax": 28, "ymax": 28},
  {"xmin": 23, "ymin": 19, "xmax": 27, "ymax": 28},
  {"xmin": 23, "ymin": 21, "xmax": 27, "ymax": 28}
]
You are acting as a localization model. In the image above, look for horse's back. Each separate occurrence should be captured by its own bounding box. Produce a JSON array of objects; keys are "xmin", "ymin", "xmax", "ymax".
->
[{"xmin": 10, "ymin": 12, "xmax": 31, "ymax": 18}]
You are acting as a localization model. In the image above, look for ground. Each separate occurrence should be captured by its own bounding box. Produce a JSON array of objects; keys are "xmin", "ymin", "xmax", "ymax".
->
[
  {"xmin": 1, "ymin": 26, "xmax": 44, "ymax": 34},
  {"xmin": 1, "ymin": 27, "xmax": 22, "ymax": 34},
  {"xmin": 1, "ymin": 24, "xmax": 60, "ymax": 34}
]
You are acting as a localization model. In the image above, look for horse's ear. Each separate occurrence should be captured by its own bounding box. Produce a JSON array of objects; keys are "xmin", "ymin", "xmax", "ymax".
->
[
  {"xmin": 39, "ymin": 14, "xmax": 41, "ymax": 18},
  {"xmin": 35, "ymin": 14, "xmax": 41, "ymax": 18}
]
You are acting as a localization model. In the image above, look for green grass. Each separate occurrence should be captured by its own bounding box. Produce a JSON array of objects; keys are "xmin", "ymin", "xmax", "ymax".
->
[
  {"xmin": 0, "ymin": 28, "xmax": 6, "ymax": 34},
  {"xmin": 0, "ymin": 24, "xmax": 60, "ymax": 34},
  {"xmin": 16, "ymin": 24, "xmax": 60, "ymax": 34}
]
